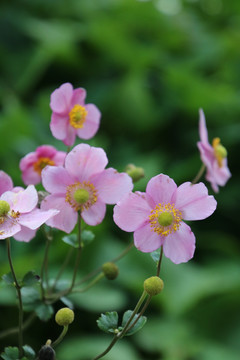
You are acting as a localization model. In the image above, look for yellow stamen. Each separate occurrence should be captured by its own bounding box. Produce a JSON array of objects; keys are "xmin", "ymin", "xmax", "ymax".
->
[
  {"xmin": 149, "ymin": 203, "xmax": 182, "ymax": 237},
  {"xmin": 69, "ymin": 105, "xmax": 88, "ymax": 129},
  {"xmin": 65, "ymin": 181, "xmax": 97, "ymax": 212},
  {"xmin": 33, "ymin": 157, "xmax": 55, "ymax": 175},
  {"xmin": 212, "ymin": 137, "xmax": 227, "ymax": 168}
]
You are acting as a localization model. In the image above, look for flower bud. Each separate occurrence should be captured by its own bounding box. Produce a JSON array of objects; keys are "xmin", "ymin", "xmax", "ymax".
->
[
  {"xmin": 38, "ymin": 345, "xmax": 55, "ymax": 360},
  {"xmin": 102, "ymin": 262, "xmax": 119, "ymax": 280},
  {"xmin": 0, "ymin": 200, "xmax": 10, "ymax": 217},
  {"xmin": 144, "ymin": 276, "xmax": 164, "ymax": 296},
  {"xmin": 125, "ymin": 164, "xmax": 144, "ymax": 183},
  {"xmin": 55, "ymin": 307, "xmax": 74, "ymax": 326}
]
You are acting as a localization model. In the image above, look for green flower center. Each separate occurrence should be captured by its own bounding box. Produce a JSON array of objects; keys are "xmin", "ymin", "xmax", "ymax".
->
[
  {"xmin": 73, "ymin": 189, "xmax": 90, "ymax": 204},
  {"xmin": 0, "ymin": 200, "xmax": 10, "ymax": 217},
  {"xmin": 158, "ymin": 212, "xmax": 173, "ymax": 227}
]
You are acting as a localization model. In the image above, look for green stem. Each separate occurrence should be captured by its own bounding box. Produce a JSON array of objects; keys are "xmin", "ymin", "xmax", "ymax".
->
[
  {"xmin": 92, "ymin": 335, "xmax": 119, "ymax": 360},
  {"xmin": 6, "ymin": 238, "xmax": 24, "ymax": 357},
  {"xmin": 51, "ymin": 325, "xmax": 69, "ymax": 348},
  {"xmin": 192, "ymin": 163, "xmax": 206, "ymax": 184},
  {"xmin": 51, "ymin": 247, "xmax": 74, "ymax": 291},
  {"xmin": 156, "ymin": 246, "xmax": 163, "ymax": 277},
  {"xmin": 125, "ymin": 295, "xmax": 152, "ymax": 334},
  {"xmin": 68, "ymin": 212, "xmax": 82, "ymax": 293}
]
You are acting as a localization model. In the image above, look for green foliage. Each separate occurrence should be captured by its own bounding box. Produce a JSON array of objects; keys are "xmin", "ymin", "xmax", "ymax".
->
[
  {"xmin": 1, "ymin": 346, "xmax": 35, "ymax": 360},
  {"xmin": 97, "ymin": 311, "xmax": 119, "ymax": 334}
]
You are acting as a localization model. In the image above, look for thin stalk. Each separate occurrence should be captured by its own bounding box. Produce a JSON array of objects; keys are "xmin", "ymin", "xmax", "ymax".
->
[
  {"xmin": 156, "ymin": 246, "xmax": 163, "ymax": 277},
  {"xmin": 6, "ymin": 238, "xmax": 24, "ymax": 357},
  {"xmin": 68, "ymin": 212, "xmax": 82, "ymax": 293},
  {"xmin": 51, "ymin": 325, "xmax": 69, "ymax": 348},
  {"xmin": 92, "ymin": 335, "xmax": 119, "ymax": 360},
  {"xmin": 125, "ymin": 295, "xmax": 152, "ymax": 334},
  {"xmin": 51, "ymin": 247, "xmax": 74, "ymax": 290},
  {"xmin": 72, "ymin": 272, "xmax": 104, "ymax": 293},
  {"xmin": 192, "ymin": 163, "xmax": 206, "ymax": 184}
]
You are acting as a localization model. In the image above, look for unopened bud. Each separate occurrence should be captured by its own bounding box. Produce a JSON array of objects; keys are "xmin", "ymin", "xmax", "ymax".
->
[
  {"xmin": 125, "ymin": 164, "xmax": 144, "ymax": 183},
  {"xmin": 102, "ymin": 262, "xmax": 119, "ymax": 280},
  {"xmin": 0, "ymin": 200, "xmax": 10, "ymax": 217},
  {"xmin": 38, "ymin": 345, "xmax": 55, "ymax": 360},
  {"xmin": 55, "ymin": 307, "xmax": 74, "ymax": 326},
  {"xmin": 144, "ymin": 276, "xmax": 164, "ymax": 296}
]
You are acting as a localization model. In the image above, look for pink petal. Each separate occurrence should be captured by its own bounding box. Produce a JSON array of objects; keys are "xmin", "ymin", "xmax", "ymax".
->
[
  {"xmin": 0, "ymin": 218, "xmax": 21, "ymax": 240},
  {"xmin": 76, "ymin": 104, "xmax": 101, "ymax": 140},
  {"xmin": 41, "ymin": 194, "xmax": 78, "ymax": 233},
  {"xmin": 50, "ymin": 83, "xmax": 73, "ymax": 114},
  {"xmin": 36, "ymin": 145, "xmax": 57, "ymax": 158},
  {"xmin": 134, "ymin": 222, "xmax": 163, "ymax": 253},
  {"xmin": 21, "ymin": 167, "xmax": 41, "ymax": 186},
  {"xmin": 62, "ymin": 124, "xmax": 77, "ymax": 147},
  {"xmin": 173, "ymin": 182, "xmax": 217, "ymax": 220},
  {"xmin": 0, "ymin": 171, "xmax": 13, "ymax": 195},
  {"xmin": 163, "ymin": 222, "xmax": 195, "ymax": 264},
  {"xmin": 65, "ymin": 144, "xmax": 108, "ymax": 181},
  {"xmin": 41, "ymin": 166, "xmax": 73, "ymax": 195},
  {"xmin": 92, "ymin": 168, "xmax": 133, "ymax": 204},
  {"xmin": 113, "ymin": 192, "xmax": 151, "ymax": 232},
  {"xmin": 199, "ymin": 109, "xmax": 209, "ymax": 145},
  {"xmin": 197, "ymin": 142, "xmax": 214, "ymax": 171},
  {"xmin": 1, "ymin": 186, "xmax": 38, "ymax": 213},
  {"xmin": 13, "ymin": 226, "xmax": 37, "ymax": 242},
  {"xmin": 50, "ymin": 113, "xmax": 68, "ymax": 140},
  {"xmin": 53, "ymin": 151, "xmax": 67, "ymax": 166},
  {"xmin": 19, "ymin": 208, "xmax": 59, "ymax": 230},
  {"xmin": 146, "ymin": 174, "xmax": 177, "ymax": 205},
  {"xmin": 81, "ymin": 200, "xmax": 106, "ymax": 226},
  {"xmin": 71, "ymin": 88, "xmax": 86, "ymax": 106}
]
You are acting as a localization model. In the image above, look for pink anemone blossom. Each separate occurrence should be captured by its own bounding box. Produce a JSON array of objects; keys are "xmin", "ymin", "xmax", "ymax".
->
[
  {"xmin": 20, "ymin": 145, "xmax": 66, "ymax": 185},
  {"xmin": 0, "ymin": 171, "xmax": 14, "ymax": 195},
  {"xmin": 50, "ymin": 83, "xmax": 101, "ymax": 146},
  {"xmin": 197, "ymin": 109, "xmax": 231, "ymax": 193},
  {"xmin": 113, "ymin": 174, "xmax": 217, "ymax": 264},
  {"xmin": 0, "ymin": 185, "xmax": 59, "ymax": 241},
  {"xmin": 41, "ymin": 143, "xmax": 133, "ymax": 233}
]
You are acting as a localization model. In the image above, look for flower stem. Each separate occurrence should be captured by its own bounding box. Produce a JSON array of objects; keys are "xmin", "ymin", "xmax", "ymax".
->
[
  {"xmin": 156, "ymin": 246, "xmax": 163, "ymax": 277},
  {"xmin": 192, "ymin": 164, "xmax": 206, "ymax": 184},
  {"xmin": 68, "ymin": 212, "xmax": 82, "ymax": 294},
  {"xmin": 72, "ymin": 272, "xmax": 104, "ymax": 293},
  {"xmin": 51, "ymin": 247, "xmax": 74, "ymax": 291},
  {"xmin": 92, "ymin": 335, "xmax": 119, "ymax": 360},
  {"xmin": 6, "ymin": 238, "xmax": 24, "ymax": 357},
  {"xmin": 51, "ymin": 325, "xmax": 69, "ymax": 348}
]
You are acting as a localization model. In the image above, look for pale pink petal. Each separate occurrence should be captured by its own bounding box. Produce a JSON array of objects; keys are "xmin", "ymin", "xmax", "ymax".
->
[
  {"xmin": 65, "ymin": 144, "xmax": 108, "ymax": 181},
  {"xmin": 21, "ymin": 167, "xmax": 41, "ymax": 186},
  {"xmin": 36, "ymin": 145, "xmax": 57, "ymax": 158},
  {"xmin": 62, "ymin": 124, "xmax": 77, "ymax": 147},
  {"xmin": 163, "ymin": 222, "xmax": 195, "ymax": 264},
  {"xmin": 71, "ymin": 88, "xmax": 86, "ymax": 106},
  {"xmin": 1, "ymin": 186, "xmax": 38, "ymax": 213},
  {"xmin": 0, "ymin": 218, "xmax": 21, "ymax": 240},
  {"xmin": 50, "ymin": 113, "xmax": 68, "ymax": 140},
  {"xmin": 0, "ymin": 171, "xmax": 13, "ymax": 195},
  {"xmin": 173, "ymin": 182, "xmax": 217, "ymax": 220},
  {"xmin": 113, "ymin": 192, "xmax": 151, "ymax": 232},
  {"xmin": 210, "ymin": 159, "xmax": 231, "ymax": 187},
  {"xmin": 199, "ymin": 109, "xmax": 209, "ymax": 145},
  {"xmin": 81, "ymin": 200, "xmax": 106, "ymax": 226},
  {"xmin": 76, "ymin": 104, "xmax": 101, "ymax": 140},
  {"xmin": 92, "ymin": 168, "xmax": 133, "ymax": 204},
  {"xmin": 19, "ymin": 208, "xmax": 59, "ymax": 230},
  {"xmin": 197, "ymin": 142, "xmax": 214, "ymax": 171},
  {"xmin": 13, "ymin": 226, "xmax": 37, "ymax": 242},
  {"xmin": 19, "ymin": 152, "xmax": 38, "ymax": 171},
  {"xmin": 146, "ymin": 174, "xmax": 177, "ymax": 205},
  {"xmin": 134, "ymin": 222, "xmax": 163, "ymax": 253},
  {"xmin": 42, "ymin": 166, "xmax": 73, "ymax": 195},
  {"xmin": 41, "ymin": 194, "xmax": 78, "ymax": 233},
  {"xmin": 53, "ymin": 151, "xmax": 67, "ymax": 166},
  {"xmin": 50, "ymin": 83, "xmax": 73, "ymax": 114}
]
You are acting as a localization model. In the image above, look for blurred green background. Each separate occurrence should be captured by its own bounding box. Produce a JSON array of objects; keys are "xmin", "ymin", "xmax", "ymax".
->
[{"xmin": 0, "ymin": 0, "xmax": 240, "ymax": 359}]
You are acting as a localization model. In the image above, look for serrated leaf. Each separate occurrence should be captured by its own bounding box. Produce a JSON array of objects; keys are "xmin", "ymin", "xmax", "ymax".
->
[
  {"xmin": 35, "ymin": 303, "xmax": 54, "ymax": 321},
  {"xmin": 2, "ymin": 272, "xmax": 15, "ymax": 286},
  {"xmin": 121, "ymin": 310, "xmax": 147, "ymax": 336},
  {"xmin": 62, "ymin": 234, "xmax": 79, "ymax": 248},
  {"xmin": 1, "ymin": 347, "xmax": 19, "ymax": 360},
  {"xmin": 81, "ymin": 230, "xmax": 95, "ymax": 247},
  {"xmin": 23, "ymin": 345, "xmax": 35, "ymax": 360},
  {"xmin": 22, "ymin": 271, "xmax": 40, "ymax": 286},
  {"xmin": 97, "ymin": 311, "xmax": 119, "ymax": 334},
  {"xmin": 150, "ymin": 248, "xmax": 161, "ymax": 264}
]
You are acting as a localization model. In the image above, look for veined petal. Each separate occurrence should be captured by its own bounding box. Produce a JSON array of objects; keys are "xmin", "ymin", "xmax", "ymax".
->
[
  {"xmin": 76, "ymin": 104, "xmax": 101, "ymax": 140},
  {"xmin": 19, "ymin": 208, "xmax": 59, "ymax": 230},
  {"xmin": 65, "ymin": 144, "xmax": 108, "ymax": 181},
  {"xmin": 0, "ymin": 218, "xmax": 21, "ymax": 240},
  {"xmin": 173, "ymin": 182, "xmax": 217, "ymax": 220},
  {"xmin": 0, "ymin": 171, "xmax": 13, "ymax": 195},
  {"xmin": 113, "ymin": 192, "xmax": 151, "ymax": 232},
  {"xmin": 50, "ymin": 83, "xmax": 73, "ymax": 114},
  {"xmin": 41, "ymin": 194, "xmax": 78, "ymax": 233},
  {"xmin": 41, "ymin": 166, "xmax": 73, "ymax": 195},
  {"xmin": 13, "ymin": 226, "xmax": 37, "ymax": 242},
  {"xmin": 146, "ymin": 174, "xmax": 177, "ymax": 205},
  {"xmin": 81, "ymin": 200, "xmax": 106, "ymax": 226},
  {"xmin": 92, "ymin": 168, "xmax": 133, "ymax": 204},
  {"xmin": 2, "ymin": 185, "xmax": 38, "ymax": 213},
  {"xmin": 163, "ymin": 222, "xmax": 195, "ymax": 264},
  {"xmin": 134, "ymin": 222, "xmax": 163, "ymax": 253}
]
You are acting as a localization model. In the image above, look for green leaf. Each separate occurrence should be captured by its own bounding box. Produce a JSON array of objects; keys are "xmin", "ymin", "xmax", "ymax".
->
[
  {"xmin": 121, "ymin": 310, "xmax": 147, "ymax": 336},
  {"xmin": 21, "ymin": 287, "xmax": 41, "ymax": 311},
  {"xmin": 22, "ymin": 271, "xmax": 40, "ymax": 286},
  {"xmin": 81, "ymin": 230, "xmax": 95, "ymax": 247},
  {"xmin": 1, "ymin": 347, "xmax": 19, "ymax": 360},
  {"xmin": 97, "ymin": 311, "xmax": 119, "ymax": 334},
  {"xmin": 2, "ymin": 272, "xmax": 15, "ymax": 286},
  {"xmin": 62, "ymin": 234, "xmax": 79, "ymax": 248},
  {"xmin": 23, "ymin": 345, "xmax": 35, "ymax": 360},
  {"xmin": 35, "ymin": 303, "xmax": 54, "ymax": 321}
]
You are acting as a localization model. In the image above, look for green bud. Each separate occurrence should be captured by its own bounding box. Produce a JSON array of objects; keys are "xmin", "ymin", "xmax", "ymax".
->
[
  {"xmin": 158, "ymin": 212, "xmax": 173, "ymax": 227},
  {"xmin": 74, "ymin": 189, "xmax": 89, "ymax": 204},
  {"xmin": 0, "ymin": 200, "xmax": 10, "ymax": 217},
  {"xmin": 125, "ymin": 164, "xmax": 144, "ymax": 183},
  {"xmin": 55, "ymin": 307, "xmax": 74, "ymax": 326},
  {"xmin": 102, "ymin": 262, "xmax": 119, "ymax": 280},
  {"xmin": 144, "ymin": 276, "xmax": 164, "ymax": 296}
]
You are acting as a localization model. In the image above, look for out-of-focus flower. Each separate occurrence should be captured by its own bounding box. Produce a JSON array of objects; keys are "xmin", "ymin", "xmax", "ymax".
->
[
  {"xmin": 0, "ymin": 171, "xmax": 14, "ymax": 195},
  {"xmin": 50, "ymin": 83, "xmax": 101, "ymax": 146},
  {"xmin": 197, "ymin": 109, "xmax": 231, "ymax": 192},
  {"xmin": 41, "ymin": 143, "xmax": 133, "ymax": 233},
  {"xmin": 0, "ymin": 185, "xmax": 59, "ymax": 241},
  {"xmin": 20, "ymin": 145, "xmax": 66, "ymax": 185},
  {"xmin": 113, "ymin": 174, "xmax": 217, "ymax": 264}
]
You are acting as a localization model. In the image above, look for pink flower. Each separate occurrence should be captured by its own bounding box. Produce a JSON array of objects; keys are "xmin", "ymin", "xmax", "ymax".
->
[
  {"xmin": 197, "ymin": 109, "xmax": 231, "ymax": 192},
  {"xmin": 20, "ymin": 145, "xmax": 66, "ymax": 185},
  {"xmin": 0, "ymin": 171, "xmax": 13, "ymax": 195},
  {"xmin": 0, "ymin": 185, "xmax": 59, "ymax": 241},
  {"xmin": 113, "ymin": 174, "xmax": 217, "ymax": 264},
  {"xmin": 50, "ymin": 83, "xmax": 101, "ymax": 146},
  {"xmin": 41, "ymin": 143, "xmax": 133, "ymax": 233}
]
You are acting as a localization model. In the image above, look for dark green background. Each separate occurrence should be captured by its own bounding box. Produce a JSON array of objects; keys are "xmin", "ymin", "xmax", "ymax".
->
[{"xmin": 0, "ymin": 0, "xmax": 239, "ymax": 359}]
